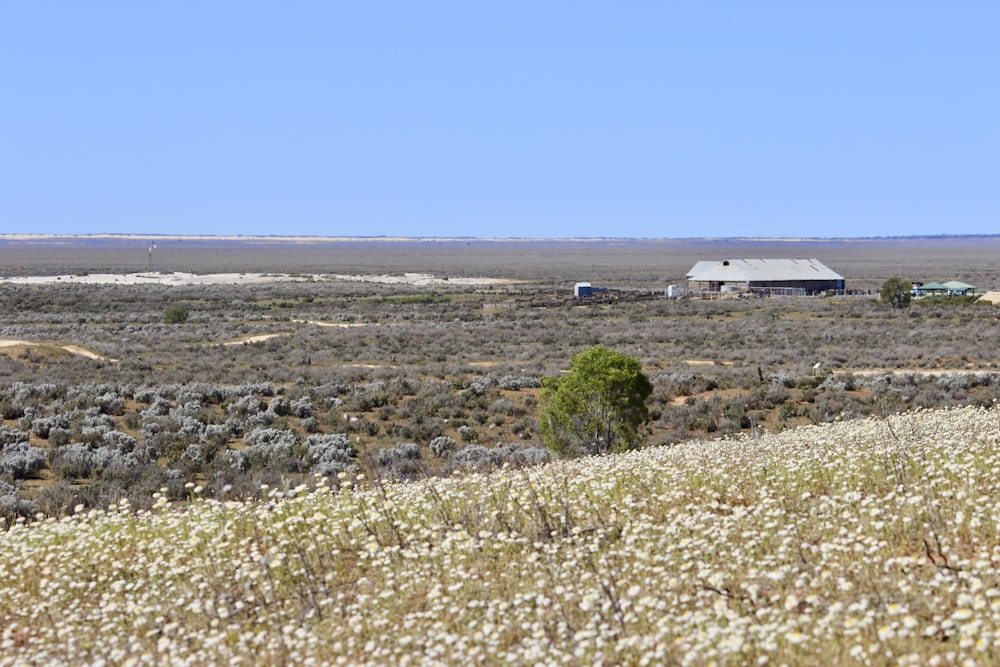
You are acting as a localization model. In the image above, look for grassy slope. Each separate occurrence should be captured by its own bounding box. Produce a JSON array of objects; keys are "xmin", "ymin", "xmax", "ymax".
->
[{"xmin": 1, "ymin": 407, "xmax": 999, "ymax": 666}]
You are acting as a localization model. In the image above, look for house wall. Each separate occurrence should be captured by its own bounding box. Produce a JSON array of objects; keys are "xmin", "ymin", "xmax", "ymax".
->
[
  {"xmin": 689, "ymin": 279, "xmax": 844, "ymax": 293},
  {"xmin": 747, "ymin": 279, "xmax": 844, "ymax": 292}
]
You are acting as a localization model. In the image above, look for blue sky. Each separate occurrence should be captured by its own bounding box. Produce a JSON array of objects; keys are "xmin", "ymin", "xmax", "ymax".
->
[{"xmin": 2, "ymin": 2, "xmax": 998, "ymax": 238}]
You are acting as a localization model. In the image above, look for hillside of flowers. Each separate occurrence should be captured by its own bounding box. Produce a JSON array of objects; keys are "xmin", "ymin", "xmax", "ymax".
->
[{"xmin": 1, "ymin": 405, "xmax": 998, "ymax": 665}]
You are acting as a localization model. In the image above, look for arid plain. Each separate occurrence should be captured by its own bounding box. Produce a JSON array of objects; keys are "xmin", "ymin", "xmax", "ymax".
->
[
  {"xmin": 3, "ymin": 236, "xmax": 1000, "ymax": 664},
  {"xmin": 1, "ymin": 234, "xmax": 999, "ymax": 509},
  {"xmin": 3, "ymin": 235, "xmax": 1000, "ymax": 289}
]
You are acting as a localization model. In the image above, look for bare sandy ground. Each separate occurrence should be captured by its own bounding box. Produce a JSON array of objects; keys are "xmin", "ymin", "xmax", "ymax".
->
[
  {"xmin": 978, "ymin": 291, "xmax": 1000, "ymax": 304},
  {"xmin": 0, "ymin": 271, "xmax": 515, "ymax": 287},
  {"xmin": 0, "ymin": 272, "xmax": 310, "ymax": 286},
  {"xmin": 291, "ymin": 320, "xmax": 369, "ymax": 328},
  {"xmin": 221, "ymin": 321, "xmax": 371, "ymax": 345},
  {"xmin": 323, "ymin": 273, "xmax": 515, "ymax": 287},
  {"xmin": 0, "ymin": 339, "xmax": 114, "ymax": 362},
  {"xmin": 222, "ymin": 334, "xmax": 290, "ymax": 346}
]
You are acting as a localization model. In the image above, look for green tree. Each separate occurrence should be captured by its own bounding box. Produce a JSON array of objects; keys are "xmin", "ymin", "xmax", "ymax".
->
[
  {"xmin": 163, "ymin": 305, "xmax": 190, "ymax": 324},
  {"xmin": 880, "ymin": 277, "xmax": 912, "ymax": 310},
  {"xmin": 540, "ymin": 346, "xmax": 653, "ymax": 456}
]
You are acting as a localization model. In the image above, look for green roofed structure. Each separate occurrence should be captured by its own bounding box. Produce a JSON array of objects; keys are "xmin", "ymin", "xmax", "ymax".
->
[
  {"xmin": 912, "ymin": 280, "xmax": 977, "ymax": 297},
  {"xmin": 942, "ymin": 281, "xmax": 976, "ymax": 295},
  {"xmin": 918, "ymin": 281, "xmax": 948, "ymax": 295}
]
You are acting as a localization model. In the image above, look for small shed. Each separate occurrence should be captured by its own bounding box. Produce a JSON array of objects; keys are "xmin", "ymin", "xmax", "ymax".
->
[{"xmin": 574, "ymin": 282, "xmax": 593, "ymax": 298}]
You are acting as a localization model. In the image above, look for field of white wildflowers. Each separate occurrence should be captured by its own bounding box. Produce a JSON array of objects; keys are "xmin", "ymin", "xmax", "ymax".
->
[{"xmin": 1, "ymin": 406, "xmax": 999, "ymax": 666}]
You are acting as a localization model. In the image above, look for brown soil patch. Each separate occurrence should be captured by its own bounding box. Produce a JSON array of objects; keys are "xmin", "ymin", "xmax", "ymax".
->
[
  {"xmin": 671, "ymin": 387, "xmax": 747, "ymax": 406},
  {"xmin": 0, "ymin": 343, "xmax": 72, "ymax": 362}
]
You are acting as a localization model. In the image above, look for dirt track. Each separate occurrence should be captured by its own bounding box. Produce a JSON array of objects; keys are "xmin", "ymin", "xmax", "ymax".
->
[{"xmin": 0, "ymin": 339, "xmax": 115, "ymax": 362}]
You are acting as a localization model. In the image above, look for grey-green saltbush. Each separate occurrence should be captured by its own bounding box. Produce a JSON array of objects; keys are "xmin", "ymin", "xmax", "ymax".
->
[
  {"xmin": 376, "ymin": 442, "xmax": 421, "ymax": 466},
  {"xmin": 1, "ymin": 442, "xmax": 47, "ymax": 479},
  {"xmin": 508, "ymin": 446, "xmax": 552, "ymax": 466},
  {"xmin": 143, "ymin": 397, "xmax": 173, "ymax": 417},
  {"xmin": 244, "ymin": 428, "xmax": 298, "ymax": 449},
  {"xmin": 102, "ymin": 430, "xmax": 137, "ymax": 451},
  {"xmin": 305, "ymin": 433, "xmax": 357, "ymax": 477},
  {"xmin": 0, "ymin": 427, "xmax": 30, "ymax": 446},
  {"xmin": 453, "ymin": 445, "xmax": 503, "ymax": 470},
  {"xmin": 0, "ymin": 493, "xmax": 38, "ymax": 523},
  {"xmin": 429, "ymin": 435, "xmax": 457, "ymax": 458},
  {"xmin": 30, "ymin": 416, "xmax": 69, "ymax": 439},
  {"xmin": 228, "ymin": 396, "xmax": 263, "ymax": 417}
]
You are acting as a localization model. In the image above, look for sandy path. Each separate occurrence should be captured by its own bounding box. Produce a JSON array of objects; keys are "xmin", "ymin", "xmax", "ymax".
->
[
  {"xmin": 60, "ymin": 345, "xmax": 108, "ymax": 361},
  {"xmin": 0, "ymin": 339, "xmax": 115, "ymax": 362},
  {"xmin": 291, "ymin": 320, "xmax": 370, "ymax": 328},
  {"xmin": 222, "ymin": 320, "xmax": 371, "ymax": 345},
  {"xmin": 222, "ymin": 333, "xmax": 291, "ymax": 346}
]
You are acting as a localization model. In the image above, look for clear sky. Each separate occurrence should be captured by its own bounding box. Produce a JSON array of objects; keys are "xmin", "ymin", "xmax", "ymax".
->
[{"xmin": 2, "ymin": 2, "xmax": 998, "ymax": 239}]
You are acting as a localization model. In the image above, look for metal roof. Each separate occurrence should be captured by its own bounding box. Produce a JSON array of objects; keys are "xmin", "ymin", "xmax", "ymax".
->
[
  {"xmin": 686, "ymin": 258, "xmax": 844, "ymax": 283},
  {"xmin": 941, "ymin": 280, "xmax": 975, "ymax": 290}
]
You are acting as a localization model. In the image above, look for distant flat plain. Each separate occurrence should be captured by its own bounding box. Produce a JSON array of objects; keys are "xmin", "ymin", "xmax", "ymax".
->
[{"xmin": 2, "ymin": 235, "xmax": 999, "ymax": 291}]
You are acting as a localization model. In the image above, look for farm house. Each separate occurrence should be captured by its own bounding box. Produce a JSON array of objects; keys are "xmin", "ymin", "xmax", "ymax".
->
[{"xmin": 686, "ymin": 258, "xmax": 845, "ymax": 295}]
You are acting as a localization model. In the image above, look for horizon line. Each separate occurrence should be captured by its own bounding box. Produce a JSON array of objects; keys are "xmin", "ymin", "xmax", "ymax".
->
[{"xmin": 2, "ymin": 233, "xmax": 998, "ymax": 243}]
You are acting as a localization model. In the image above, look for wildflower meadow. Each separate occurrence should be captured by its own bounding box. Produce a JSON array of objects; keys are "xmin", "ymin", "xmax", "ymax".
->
[{"xmin": 1, "ymin": 405, "xmax": 999, "ymax": 665}]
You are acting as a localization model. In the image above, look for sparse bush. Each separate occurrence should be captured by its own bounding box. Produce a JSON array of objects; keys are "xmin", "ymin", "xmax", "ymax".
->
[
  {"xmin": 0, "ymin": 491, "xmax": 38, "ymax": 525},
  {"xmin": 458, "ymin": 424, "xmax": 479, "ymax": 443},
  {"xmin": 453, "ymin": 444, "xmax": 503, "ymax": 471},
  {"xmin": 51, "ymin": 444, "xmax": 99, "ymax": 479},
  {"xmin": 376, "ymin": 442, "xmax": 421, "ymax": 466},
  {"xmin": 0, "ymin": 442, "xmax": 47, "ymax": 479},
  {"xmin": 267, "ymin": 396, "xmax": 292, "ymax": 417},
  {"xmin": 305, "ymin": 433, "xmax": 358, "ymax": 477},
  {"xmin": 0, "ymin": 427, "xmax": 30, "ymax": 446},
  {"xmin": 30, "ymin": 415, "xmax": 69, "ymax": 439},
  {"xmin": 163, "ymin": 305, "xmax": 190, "ymax": 324},
  {"xmin": 429, "ymin": 435, "xmax": 457, "ymax": 458},
  {"xmin": 506, "ymin": 445, "xmax": 552, "ymax": 467}
]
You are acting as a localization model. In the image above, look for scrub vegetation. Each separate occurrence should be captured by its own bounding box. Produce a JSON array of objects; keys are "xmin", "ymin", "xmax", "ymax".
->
[
  {"xmin": 0, "ymin": 238, "xmax": 999, "ymax": 517},
  {"xmin": 1, "ymin": 237, "xmax": 1000, "ymax": 662}
]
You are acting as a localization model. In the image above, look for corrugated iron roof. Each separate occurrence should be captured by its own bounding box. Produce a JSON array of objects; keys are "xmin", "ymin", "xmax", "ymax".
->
[{"xmin": 686, "ymin": 259, "xmax": 844, "ymax": 282}]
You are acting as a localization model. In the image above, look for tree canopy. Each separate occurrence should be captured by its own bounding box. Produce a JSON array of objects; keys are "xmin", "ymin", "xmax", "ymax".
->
[
  {"xmin": 880, "ymin": 277, "xmax": 912, "ymax": 310},
  {"xmin": 540, "ymin": 346, "xmax": 653, "ymax": 456},
  {"xmin": 163, "ymin": 305, "xmax": 190, "ymax": 324}
]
